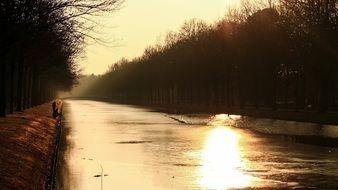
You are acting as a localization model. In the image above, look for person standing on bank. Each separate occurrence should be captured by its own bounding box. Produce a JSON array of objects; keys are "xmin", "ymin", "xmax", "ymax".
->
[{"xmin": 52, "ymin": 101, "xmax": 59, "ymax": 119}]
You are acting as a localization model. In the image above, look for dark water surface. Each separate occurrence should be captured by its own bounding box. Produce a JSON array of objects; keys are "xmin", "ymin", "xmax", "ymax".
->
[{"xmin": 56, "ymin": 100, "xmax": 338, "ymax": 190}]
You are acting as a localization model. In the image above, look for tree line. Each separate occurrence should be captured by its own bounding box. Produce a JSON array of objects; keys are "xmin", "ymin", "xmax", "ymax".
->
[
  {"xmin": 0, "ymin": 0, "xmax": 122, "ymax": 117},
  {"xmin": 85, "ymin": 0, "xmax": 338, "ymax": 113}
]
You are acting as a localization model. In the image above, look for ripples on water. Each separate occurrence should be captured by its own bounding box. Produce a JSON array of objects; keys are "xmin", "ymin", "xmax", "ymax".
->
[{"xmin": 56, "ymin": 100, "xmax": 338, "ymax": 190}]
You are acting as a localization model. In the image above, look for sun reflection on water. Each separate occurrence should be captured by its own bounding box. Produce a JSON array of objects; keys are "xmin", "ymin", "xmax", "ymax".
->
[{"xmin": 199, "ymin": 114, "xmax": 253, "ymax": 189}]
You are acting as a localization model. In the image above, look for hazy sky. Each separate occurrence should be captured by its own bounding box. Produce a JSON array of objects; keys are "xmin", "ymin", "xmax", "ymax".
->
[{"xmin": 82, "ymin": 0, "xmax": 239, "ymax": 75}]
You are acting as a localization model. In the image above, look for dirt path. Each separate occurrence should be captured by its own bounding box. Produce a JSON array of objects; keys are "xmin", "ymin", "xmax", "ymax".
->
[{"xmin": 0, "ymin": 100, "xmax": 62, "ymax": 190}]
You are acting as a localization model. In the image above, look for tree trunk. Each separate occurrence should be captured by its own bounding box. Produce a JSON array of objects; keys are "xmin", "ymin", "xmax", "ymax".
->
[
  {"xmin": 0, "ymin": 52, "xmax": 7, "ymax": 117},
  {"xmin": 31, "ymin": 75, "xmax": 39, "ymax": 107},
  {"xmin": 294, "ymin": 73, "xmax": 299, "ymax": 112},
  {"xmin": 226, "ymin": 76, "xmax": 230, "ymax": 107},
  {"xmin": 284, "ymin": 74, "xmax": 289, "ymax": 108},
  {"xmin": 16, "ymin": 57, "xmax": 23, "ymax": 112},
  {"xmin": 27, "ymin": 70, "xmax": 33, "ymax": 108},
  {"xmin": 22, "ymin": 67, "xmax": 27, "ymax": 110},
  {"xmin": 272, "ymin": 74, "xmax": 277, "ymax": 110},
  {"xmin": 9, "ymin": 55, "xmax": 15, "ymax": 114},
  {"xmin": 25, "ymin": 68, "xmax": 31, "ymax": 109},
  {"xmin": 254, "ymin": 76, "xmax": 259, "ymax": 109}
]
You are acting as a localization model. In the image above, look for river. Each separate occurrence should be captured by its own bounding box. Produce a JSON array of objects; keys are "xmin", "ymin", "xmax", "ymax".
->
[{"xmin": 56, "ymin": 100, "xmax": 338, "ymax": 190}]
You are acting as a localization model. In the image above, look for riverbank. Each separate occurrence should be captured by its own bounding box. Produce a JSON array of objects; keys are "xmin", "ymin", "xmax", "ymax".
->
[
  {"xmin": 0, "ymin": 101, "xmax": 61, "ymax": 190},
  {"xmin": 64, "ymin": 97, "xmax": 338, "ymax": 125},
  {"xmin": 158, "ymin": 104, "xmax": 338, "ymax": 125},
  {"xmin": 61, "ymin": 96, "xmax": 338, "ymax": 125}
]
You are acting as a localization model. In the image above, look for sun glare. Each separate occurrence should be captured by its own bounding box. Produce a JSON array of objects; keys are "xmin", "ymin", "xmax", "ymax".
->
[
  {"xmin": 208, "ymin": 114, "xmax": 242, "ymax": 127},
  {"xmin": 200, "ymin": 115, "xmax": 252, "ymax": 189}
]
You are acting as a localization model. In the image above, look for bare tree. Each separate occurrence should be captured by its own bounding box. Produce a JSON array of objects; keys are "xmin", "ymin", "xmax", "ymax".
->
[{"xmin": 0, "ymin": 0, "xmax": 123, "ymax": 116}]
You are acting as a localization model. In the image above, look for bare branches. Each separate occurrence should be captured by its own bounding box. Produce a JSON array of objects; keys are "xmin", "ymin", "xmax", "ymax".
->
[
  {"xmin": 0, "ymin": 0, "xmax": 124, "ymax": 113},
  {"xmin": 84, "ymin": 0, "xmax": 338, "ymax": 113}
]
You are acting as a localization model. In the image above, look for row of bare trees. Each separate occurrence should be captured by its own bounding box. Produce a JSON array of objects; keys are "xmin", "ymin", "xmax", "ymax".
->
[
  {"xmin": 85, "ymin": 0, "xmax": 338, "ymax": 113},
  {"xmin": 0, "ymin": 0, "xmax": 122, "ymax": 117}
]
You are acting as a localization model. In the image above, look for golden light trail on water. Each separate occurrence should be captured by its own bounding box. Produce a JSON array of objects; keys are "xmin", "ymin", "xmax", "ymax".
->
[{"xmin": 199, "ymin": 114, "xmax": 253, "ymax": 189}]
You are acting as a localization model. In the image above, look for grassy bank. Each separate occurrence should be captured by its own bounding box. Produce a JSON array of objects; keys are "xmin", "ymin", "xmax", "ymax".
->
[{"xmin": 0, "ymin": 101, "xmax": 61, "ymax": 190}]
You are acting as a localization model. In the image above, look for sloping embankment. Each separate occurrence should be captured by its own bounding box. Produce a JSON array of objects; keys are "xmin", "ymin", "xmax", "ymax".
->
[{"xmin": 0, "ymin": 102, "xmax": 61, "ymax": 190}]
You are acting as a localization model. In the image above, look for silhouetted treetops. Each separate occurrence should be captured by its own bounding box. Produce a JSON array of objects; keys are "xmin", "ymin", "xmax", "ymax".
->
[
  {"xmin": 88, "ymin": 0, "xmax": 338, "ymax": 113},
  {"xmin": 0, "ymin": 0, "xmax": 122, "ymax": 117}
]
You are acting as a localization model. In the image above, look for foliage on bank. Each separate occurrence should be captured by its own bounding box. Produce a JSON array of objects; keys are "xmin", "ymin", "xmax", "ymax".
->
[{"xmin": 89, "ymin": 0, "xmax": 338, "ymax": 112}]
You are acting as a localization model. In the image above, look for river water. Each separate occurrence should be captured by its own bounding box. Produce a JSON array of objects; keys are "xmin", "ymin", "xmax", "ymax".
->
[{"xmin": 56, "ymin": 100, "xmax": 338, "ymax": 190}]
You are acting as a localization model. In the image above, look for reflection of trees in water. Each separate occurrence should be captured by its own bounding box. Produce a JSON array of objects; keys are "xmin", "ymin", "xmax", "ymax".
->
[{"xmin": 56, "ymin": 103, "xmax": 78, "ymax": 190}]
